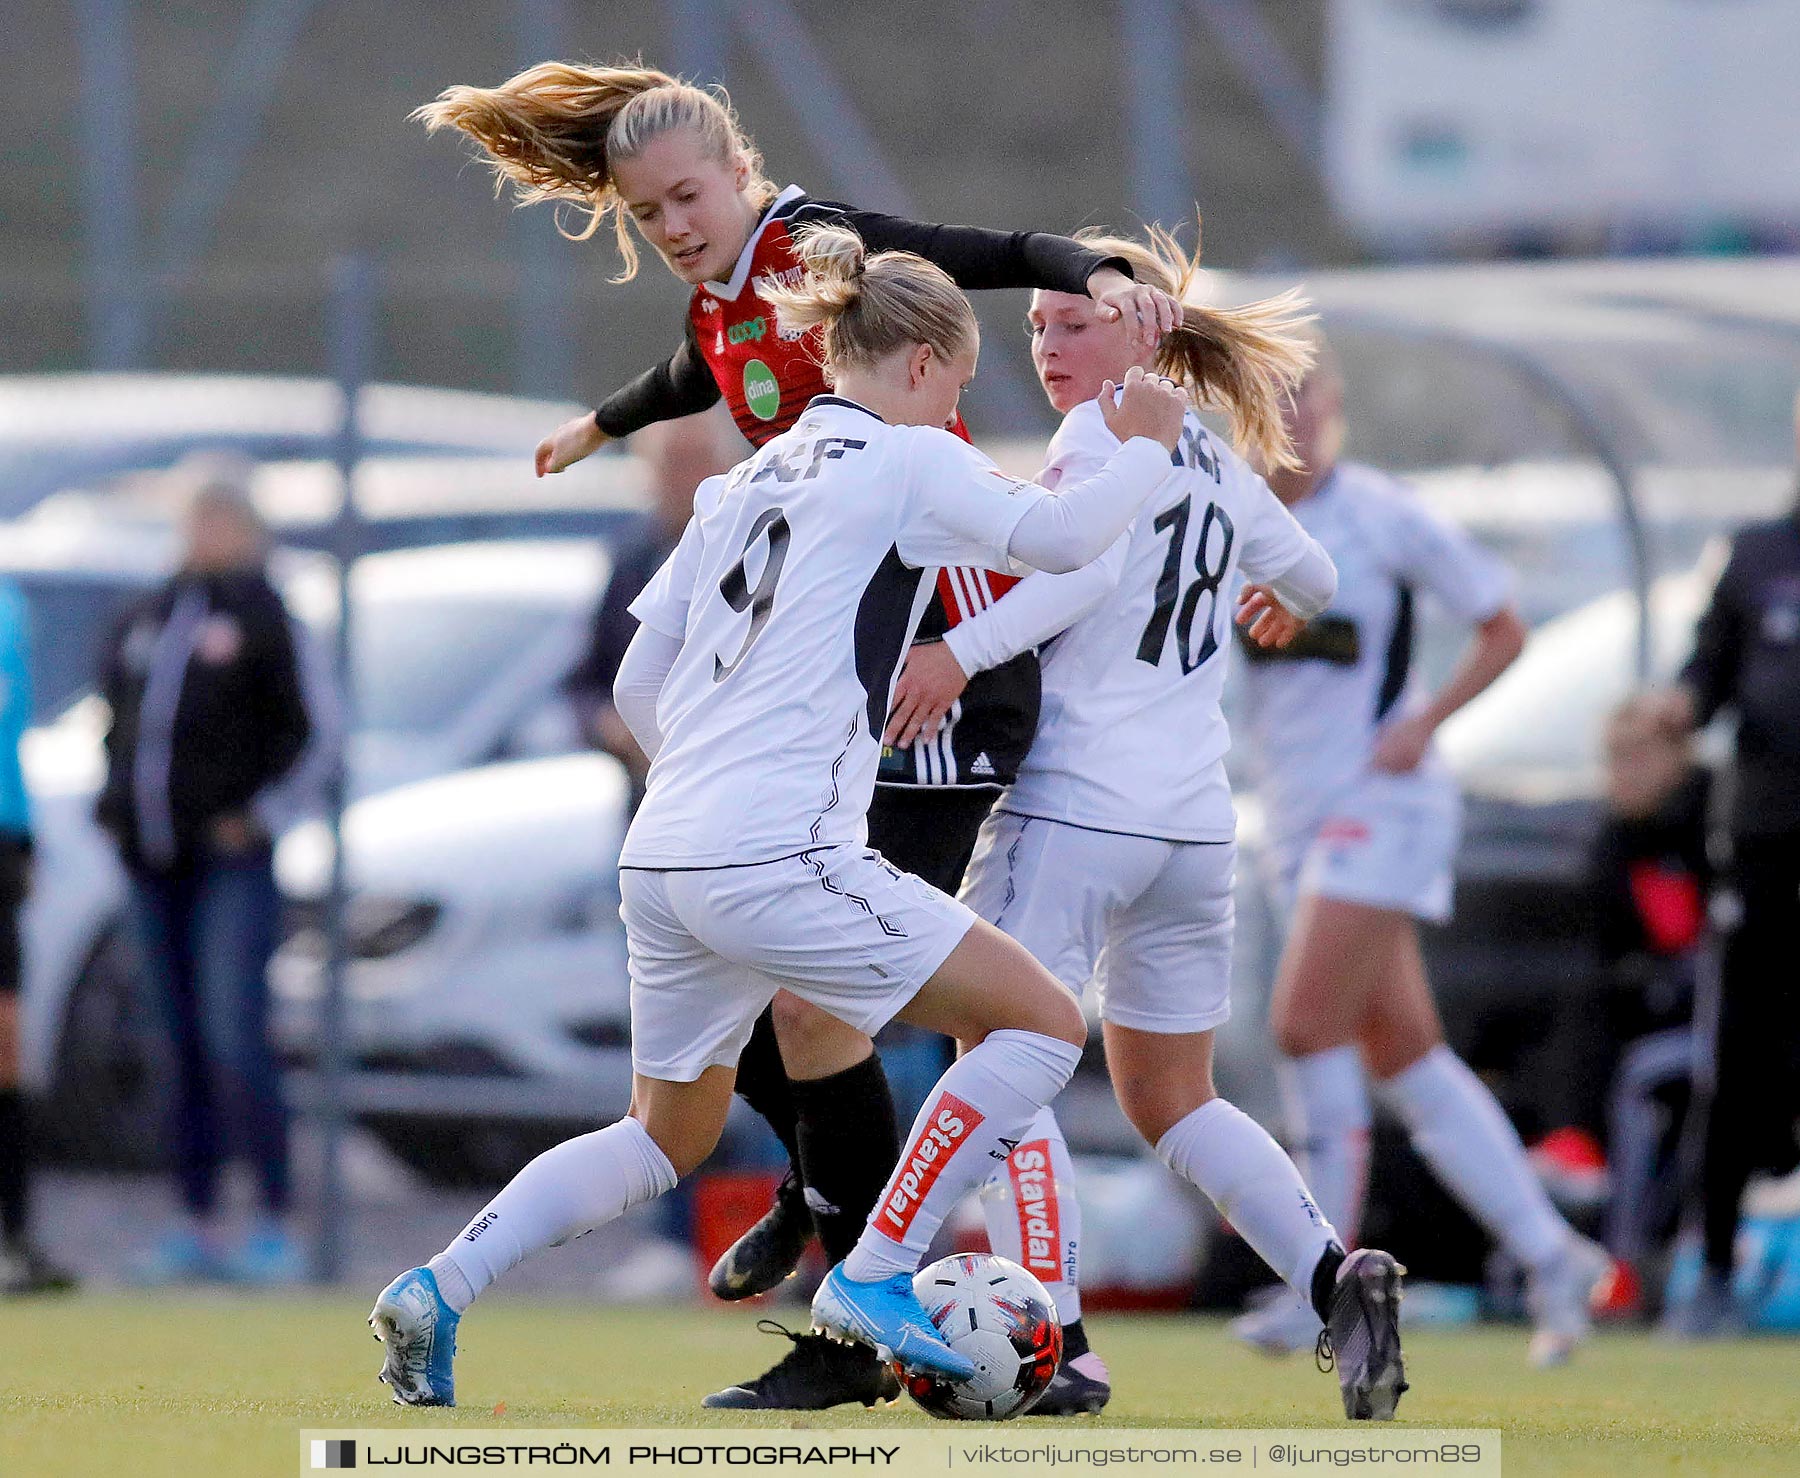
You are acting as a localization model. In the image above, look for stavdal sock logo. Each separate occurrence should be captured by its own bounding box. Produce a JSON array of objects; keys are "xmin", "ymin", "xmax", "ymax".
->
[{"xmin": 311, "ymin": 1438, "xmax": 355, "ymax": 1468}]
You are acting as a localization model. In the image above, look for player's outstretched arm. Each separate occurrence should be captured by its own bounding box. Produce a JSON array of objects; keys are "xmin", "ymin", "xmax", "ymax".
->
[
  {"xmin": 537, "ymin": 414, "xmax": 611, "ymax": 477},
  {"xmin": 1005, "ymin": 369, "xmax": 1186, "ymax": 573}
]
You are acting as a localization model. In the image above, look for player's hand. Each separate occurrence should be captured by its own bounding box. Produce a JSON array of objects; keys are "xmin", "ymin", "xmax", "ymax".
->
[
  {"xmin": 883, "ymin": 641, "xmax": 970, "ymax": 749},
  {"xmin": 1100, "ymin": 365, "xmax": 1187, "ymax": 452},
  {"xmin": 1088, "ymin": 267, "xmax": 1181, "ymax": 352},
  {"xmin": 535, "ymin": 413, "xmax": 609, "ymax": 477},
  {"xmin": 1633, "ymin": 685, "xmax": 1698, "ymax": 739},
  {"xmin": 1370, "ymin": 711, "xmax": 1434, "ymax": 774},
  {"xmin": 1235, "ymin": 583, "xmax": 1304, "ymax": 649}
]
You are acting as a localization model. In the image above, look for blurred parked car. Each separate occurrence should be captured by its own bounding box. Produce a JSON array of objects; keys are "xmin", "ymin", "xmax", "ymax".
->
[
  {"xmin": 270, "ymin": 754, "xmax": 634, "ymax": 1186},
  {"xmin": 14, "ymin": 529, "xmax": 612, "ymax": 1166}
]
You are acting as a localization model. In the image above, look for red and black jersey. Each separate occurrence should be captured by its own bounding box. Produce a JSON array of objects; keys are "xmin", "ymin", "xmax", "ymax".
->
[{"xmin": 592, "ymin": 187, "xmax": 1131, "ymax": 787}]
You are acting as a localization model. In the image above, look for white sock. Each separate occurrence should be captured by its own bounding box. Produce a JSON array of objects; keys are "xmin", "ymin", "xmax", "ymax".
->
[
  {"xmin": 1279, "ymin": 1046, "xmax": 1372, "ymax": 1247},
  {"xmin": 980, "ymin": 1105, "xmax": 1083, "ymax": 1323},
  {"xmin": 1156, "ymin": 1097, "xmax": 1340, "ymax": 1297},
  {"xmin": 845, "ymin": 1029, "xmax": 1082, "ymax": 1281},
  {"xmin": 429, "ymin": 1117, "xmax": 677, "ymax": 1311},
  {"xmin": 1381, "ymin": 1045, "xmax": 1568, "ymax": 1270}
]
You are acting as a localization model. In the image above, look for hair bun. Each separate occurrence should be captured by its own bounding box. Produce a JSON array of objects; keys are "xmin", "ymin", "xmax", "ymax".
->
[{"xmin": 795, "ymin": 223, "xmax": 868, "ymax": 284}]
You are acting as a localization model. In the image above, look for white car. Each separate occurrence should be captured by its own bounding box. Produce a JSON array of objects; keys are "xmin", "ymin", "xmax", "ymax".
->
[
  {"xmin": 270, "ymin": 753, "xmax": 635, "ymax": 1186},
  {"xmin": 15, "ymin": 530, "xmax": 614, "ymax": 1165}
]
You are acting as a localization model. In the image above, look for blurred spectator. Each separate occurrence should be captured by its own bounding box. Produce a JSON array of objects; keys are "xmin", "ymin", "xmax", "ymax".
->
[
  {"xmin": 1584, "ymin": 699, "xmax": 1711, "ymax": 1311},
  {"xmin": 1651, "ymin": 394, "xmax": 1800, "ymax": 1337},
  {"xmin": 565, "ymin": 408, "xmax": 744, "ymax": 808},
  {"xmin": 95, "ymin": 456, "xmax": 315, "ymax": 1284},
  {"xmin": 0, "ymin": 576, "xmax": 76, "ymax": 1295}
]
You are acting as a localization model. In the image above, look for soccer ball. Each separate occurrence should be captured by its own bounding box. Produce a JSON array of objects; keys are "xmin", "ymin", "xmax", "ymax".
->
[{"xmin": 898, "ymin": 1253, "xmax": 1062, "ymax": 1420}]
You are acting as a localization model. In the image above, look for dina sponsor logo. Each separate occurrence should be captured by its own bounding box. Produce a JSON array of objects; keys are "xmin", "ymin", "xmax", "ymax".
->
[{"xmin": 742, "ymin": 359, "xmax": 781, "ymax": 421}]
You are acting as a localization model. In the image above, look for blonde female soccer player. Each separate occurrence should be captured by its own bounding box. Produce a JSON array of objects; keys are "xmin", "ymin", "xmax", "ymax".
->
[
  {"xmin": 890, "ymin": 228, "xmax": 1410, "ymax": 1422},
  {"xmin": 415, "ymin": 62, "xmax": 1181, "ymax": 1410},
  {"xmin": 368, "ymin": 228, "xmax": 1193, "ymax": 1409},
  {"xmin": 1228, "ymin": 338, "xmax": 1608, "ymax": 1369}
]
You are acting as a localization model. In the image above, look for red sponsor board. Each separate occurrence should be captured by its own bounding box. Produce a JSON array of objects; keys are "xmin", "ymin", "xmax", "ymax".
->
[
  {"xmin": 1007, "ymin": 1140, "xmax": 1063, "ymax": 1282},
  {"xmin": 876, "ymin": 1092, "xmax": 985, "ymax": 1244}
]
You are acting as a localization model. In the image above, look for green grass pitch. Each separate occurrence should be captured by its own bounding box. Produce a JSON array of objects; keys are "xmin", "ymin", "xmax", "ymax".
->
[{"xmin": 3, "ymin": 1295, "xmax": 1797, "ymax": 1476}]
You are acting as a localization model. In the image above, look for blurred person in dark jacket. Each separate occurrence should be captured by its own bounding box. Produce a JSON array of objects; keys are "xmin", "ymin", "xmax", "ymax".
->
[
  {"xmin": 97, "ymin": 459, "xmax": 313, "ymax": 1284},
  {"xmin": 0, "ymin": 577, "xmax": 76, "ymax": 1295},
  {"xmin": 565, "ymin": 408, "xmax": 744, "ymax": 808},
  {"xmin": 1649, "ymin": 399, "xmax": 1800, "ymax": 1336}
]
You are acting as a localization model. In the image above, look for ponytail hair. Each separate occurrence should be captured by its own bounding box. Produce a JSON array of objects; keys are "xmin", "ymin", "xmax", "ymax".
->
[
  {"xmin": 412, "ymin": 60, "xmax": 776, "ymax": 280},
  {"xmin": 1077, "ymin": 222, "xmax": 1315, "ymax": 473},
  {"xmin": 759, "ymin": 224, "xmax": 980, "ymax": 382}
]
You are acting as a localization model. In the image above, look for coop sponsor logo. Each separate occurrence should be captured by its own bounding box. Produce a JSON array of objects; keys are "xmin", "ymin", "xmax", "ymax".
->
[
  {"xmin": 726, "ymin": 316, "xmax": 768, "ymax": 345},
  {"xmin": 1007, "ymin": 1140, "xmax": 1062, "ymax": 1280},
  {"xmin": 877, "ymin": 1092, "xmax": 983, "ymax": 1242}
]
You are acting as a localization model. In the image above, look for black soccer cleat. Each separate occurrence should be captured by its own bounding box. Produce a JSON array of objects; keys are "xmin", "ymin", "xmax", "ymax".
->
[
  {"xmin": 1024, "ymin": 1351, "xmax": 1112, "ymax": 1416},
  {"xmin": 1320, "ymin": 1248, "xmax": 1408, "ymax": 1421},
  {"xmin": 708, "ymin": 1170, "xmax": 813, "ymax": 1301},
  {"xmin": 701, "ymin": 1320, "xmax": 901, "ymax": 1410}
]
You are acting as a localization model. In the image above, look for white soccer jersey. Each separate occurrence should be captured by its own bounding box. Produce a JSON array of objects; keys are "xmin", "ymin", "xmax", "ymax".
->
[
  {"xmin": 998, "ymin": 401, "xmax": 1329, "ymax": 843},
  {"xmin": 1235, "ymin": 460, "xmax": 1513, "ymax": 840},
  {"xmin": 620, "ymin": 395, "xmax": 1167, "ymax": 869}
]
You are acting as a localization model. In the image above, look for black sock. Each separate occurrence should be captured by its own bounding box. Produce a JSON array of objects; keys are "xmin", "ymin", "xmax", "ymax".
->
[
  {"xmin": 792, "ymin": 1050, "xmax": 900, "ymax": 1266},
  {"xmin": 1060, "ymin": 1317, "xmax": 1089, "ymax": 1362},
  {"xmin": 0, "ymin": 1087, "xmax": 29, "ymax": 1245},
  {"xmin": 1310, "ymin": 1243, "xmax": 1347, "ymax": 1323},
  {"xmin": 734, "ymin": 1008, "xmax": 801, "ymax": 1166}
]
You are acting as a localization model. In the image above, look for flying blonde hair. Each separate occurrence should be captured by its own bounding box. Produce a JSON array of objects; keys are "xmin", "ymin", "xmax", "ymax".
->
[
  {"xmin": 1075, "ymin": 222, "xmax": 1314, "ymax": 472},
  {"xmin": 757, "ymin": 224, "xmax": 979, "ymax": 382},
  {"xmin": 412, "ymin": 60, "xmax": 777, "ymax": 281}
]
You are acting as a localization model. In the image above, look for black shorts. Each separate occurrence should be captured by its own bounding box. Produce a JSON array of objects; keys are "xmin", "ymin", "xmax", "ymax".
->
[
  {"xmin": 866, "ymin": 784, "xmax": 999, "ymax": 898},
  {"xmin": 0, "ymin": 836, "xmax": 27, "ymax": 998}
]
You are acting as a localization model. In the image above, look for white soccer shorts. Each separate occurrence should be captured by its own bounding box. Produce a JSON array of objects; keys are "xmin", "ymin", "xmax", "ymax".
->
[
  {"xmin": 620, "ymin": 844, "xmax": 976, "ymax": 1083},
  {"xmin": 1267, "ymin": 771, "xmax": 1463, "ymax": 925},
  {"xmin": 960, "ymin": 811, "xmax": 1236, "ymax": 1035}
]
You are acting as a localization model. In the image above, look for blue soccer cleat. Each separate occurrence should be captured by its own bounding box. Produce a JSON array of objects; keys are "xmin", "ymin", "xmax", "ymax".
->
[
  {"xmin": 369, "ymin": 1266, "xmax": 460, "ymax": 1407},
  {"xmin": 810, "ymin": 1265, "xmax": 976, "ymax": 1383}
]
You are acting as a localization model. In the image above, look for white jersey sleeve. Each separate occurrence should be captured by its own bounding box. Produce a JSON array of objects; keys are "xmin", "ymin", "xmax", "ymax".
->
[
  {"xmin": 895, "ymin": 429, "xmax": 1049, "ymax": 572},
  {"xmin": 942, "ymin": 538, "xmax": 1129, "ymax": 675},
  {"xmin": 626, "ymin": 477, "xmax": 722, "ymax": 637},
  {"xmin": 1238, "ymin": 482, "xmax": 1336, "ymax": 620},
  {"xmin": 897, "ymin": 423, "xmax": 1170, "ymax": 576},
  {"xmin": 1381, "ymin": 485, "xmax": 1513, "ymax": 622}
]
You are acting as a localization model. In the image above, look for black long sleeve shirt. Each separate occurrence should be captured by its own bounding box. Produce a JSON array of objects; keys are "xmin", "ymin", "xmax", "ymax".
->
[{"xmin": 1680, "ymin": 501, "xmax": 1800, "ymax": 837}]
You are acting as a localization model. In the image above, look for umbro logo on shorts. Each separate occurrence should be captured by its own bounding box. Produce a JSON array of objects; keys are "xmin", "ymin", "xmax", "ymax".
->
[{"xmin": 876, "ymin": 1091, "xmax": 984, "ymax": 1242}]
